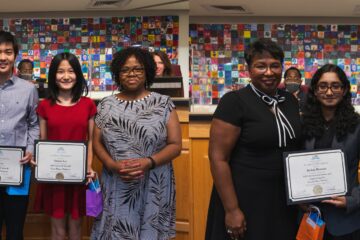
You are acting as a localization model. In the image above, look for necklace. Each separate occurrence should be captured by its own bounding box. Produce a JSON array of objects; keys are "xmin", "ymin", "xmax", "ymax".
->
[{"xmin": 323, "ymin": 119, "xmax": 333, "ymax": 130}]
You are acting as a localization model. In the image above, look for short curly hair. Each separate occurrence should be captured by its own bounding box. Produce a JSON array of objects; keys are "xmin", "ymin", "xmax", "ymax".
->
[
  {"xmin": 302, "ymin": 64, "xmax": 359, "ymax": 140},
  {"xmin": 284, "ymin": 67, "xmax": 302, "ymax": 79},
  {"xmin": 17, "ymin": 59, "xmax": 33, "ymax": 71},
  {"xmin": 245, "ymin": 38, "xmax": 284, "ymax": 66},
  {"xmin": 111, "ymin": 47, "xmax": 156, "ymax": 89}
]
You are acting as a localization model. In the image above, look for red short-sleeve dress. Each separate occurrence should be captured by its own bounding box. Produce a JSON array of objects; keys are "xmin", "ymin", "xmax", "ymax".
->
[{"xmin": 34, "ymin": 97, "xmax": 96, "ymax": 219}]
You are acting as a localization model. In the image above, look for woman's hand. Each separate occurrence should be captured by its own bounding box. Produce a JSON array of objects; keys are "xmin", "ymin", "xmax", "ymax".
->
[
  {"xmin": 86, "ymin": 168, "xmax": 97, "ymax": 184},
  {"xmin": 111, "ymin": 159, "xmax": 143, "ymax": 181},
  {"xmin": 322, "ymin": 196, "xmax": 346, "ymax": 208},
  {"xmin": 20, "ymin": 152, "xmax": 36, "ymax": 166},
  {"xmin": 116, "ymin": 158, "xmax": 153, "ymax": 181},
  {"xmin": 298, "ymin": 203, "xmax": 310, "ymax": 212},
  {"xmin": 225, "ymin": 208, "xmax": 247, "ymax": 240},
  {"xmin": 133, "ymin": 158, "xmax": 153, "ymax": 171}
]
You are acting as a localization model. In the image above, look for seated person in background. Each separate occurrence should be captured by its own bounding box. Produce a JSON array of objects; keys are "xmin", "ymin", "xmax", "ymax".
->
[
  {"xmin": 17, "ymin": 59, "xmax": 34, "ymax": 82},
  {"xmin": 153, "ymin": 51, "xmax": 173, "ymax": 77},
  {"xmin": 279, "ymin": 67, "xmax": 308, "ymax": 113}
]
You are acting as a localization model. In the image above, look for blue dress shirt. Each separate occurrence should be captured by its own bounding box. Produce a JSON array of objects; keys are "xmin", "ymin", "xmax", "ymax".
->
[{"xmin": 0, "ymin": 75, "xmax": 39, "ymax": 153}]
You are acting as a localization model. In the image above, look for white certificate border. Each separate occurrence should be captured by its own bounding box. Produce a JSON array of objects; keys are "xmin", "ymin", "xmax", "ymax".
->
[
  {"xmin": 285, "ymin": 149, "xmax": 348, "ymax": 205},
  {"xmin": 34, "ymin": 141, "xmax": 87, "ymax": 184},
  {"xmin": 0, "ymin": 146, "xmax": 24, "ymax": 186}
]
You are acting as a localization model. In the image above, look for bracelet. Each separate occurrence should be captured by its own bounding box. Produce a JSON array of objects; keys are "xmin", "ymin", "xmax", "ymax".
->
[{"xmin": 148, "ymin": 156, "xmax": 156, "ymax": 170}]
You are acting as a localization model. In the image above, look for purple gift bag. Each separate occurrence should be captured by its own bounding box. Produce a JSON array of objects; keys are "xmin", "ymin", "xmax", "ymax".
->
[{"xmin": 86, "ymin": 178, "xmax": 103, "ymax": 217}]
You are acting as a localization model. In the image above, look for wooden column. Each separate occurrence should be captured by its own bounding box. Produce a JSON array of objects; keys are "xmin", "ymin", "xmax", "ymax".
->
[
  {"xmin": 172, "ymin": 98, "xmax": 191, "ymax": 240},
  {"xmin": 189, "ymin": 114, "xmax": 213, "ymax": 240}
]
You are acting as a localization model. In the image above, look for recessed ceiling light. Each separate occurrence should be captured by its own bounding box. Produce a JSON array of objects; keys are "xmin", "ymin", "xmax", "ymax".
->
[
  {"xmin": 87, "ymin": 0, "xmax": 131, "ymax": 9},
  {"xmin": 201, "ymin": 4, "xmax": 253, "ymax": 15}
]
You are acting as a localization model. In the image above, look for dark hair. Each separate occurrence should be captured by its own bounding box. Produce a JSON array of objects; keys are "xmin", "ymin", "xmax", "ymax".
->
[
  {"xmin": 284, "ymin": 67, "xmax": 302, "ymax": 78},
  {"xmin": 111, "ymin": 47, "xmax": 156, "ymax": 89},
  {"xmin": 47, "ymin": 52, "xmax": 88, "ymax": 104},
  {"xmin": 153, "ymin": 51, "xmax": 172, "ymax": 76},
  {"xmin": 0, "ymin": 30, "xmax": 19, "ymax": 58},
  {"xmin": 302, "ymin": 64, "xmax": 358, "ymax": 140},
  {"xmin": 245, "ymin": 38, "xmax": 284, "ymax": 66},
  {"xmin": 18, "ymin": 59, "xmax": 33, "ymax": 70}
]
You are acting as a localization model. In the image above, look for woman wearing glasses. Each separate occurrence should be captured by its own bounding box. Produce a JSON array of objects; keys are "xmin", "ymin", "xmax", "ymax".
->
[
  {"xmin": 302, "ymin": 64, "xmax": 360, "ymax": 239},
  {"xmin": 91, "ymin": 47, "xmax": 182, "ymax": 239},
  {"xmin": 205, "ymin": 39, "xmax": 302, "ymax": 240}
]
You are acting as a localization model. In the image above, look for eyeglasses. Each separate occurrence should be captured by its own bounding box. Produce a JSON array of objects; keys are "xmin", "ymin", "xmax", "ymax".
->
[
  {"xmin": 316, "ymin": 83, "xmax": 343, "ymax": 93},
  {"xmin": 119, "ymin": 66, "xmax": 144, "ymax": 76}
]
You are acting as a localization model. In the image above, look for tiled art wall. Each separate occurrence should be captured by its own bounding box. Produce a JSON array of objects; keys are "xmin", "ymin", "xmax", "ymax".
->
[
  {"xmin": 190, "ymin": 23, "xmax": 360, "ymax": 105},
  {"xmin": 0, "ymin": 16, "xmax": 179, "ymax": 91}
]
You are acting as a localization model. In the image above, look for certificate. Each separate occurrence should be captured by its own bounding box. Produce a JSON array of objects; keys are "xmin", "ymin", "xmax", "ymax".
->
[
  {"xmin": 35, "ymin": 140, "xmax": 87, "ymax": 184},
  {"xmin": 284, "ymin": 149, "xmax": 347, "ymax": 205},
  {"xmin": 0, "ymin": 146, "xmax": 24, "ymax": 186}
]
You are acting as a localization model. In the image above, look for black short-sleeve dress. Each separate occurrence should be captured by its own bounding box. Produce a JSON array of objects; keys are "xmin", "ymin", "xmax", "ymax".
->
[{"xmin": 205, "ymin": 85, "xmax": 302, "ymax": 240}]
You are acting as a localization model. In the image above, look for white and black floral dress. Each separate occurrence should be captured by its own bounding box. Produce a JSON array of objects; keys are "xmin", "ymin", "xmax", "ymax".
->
[{"xmin": 91, "ymin": 92, "xmax": 176, "ymax": 240}]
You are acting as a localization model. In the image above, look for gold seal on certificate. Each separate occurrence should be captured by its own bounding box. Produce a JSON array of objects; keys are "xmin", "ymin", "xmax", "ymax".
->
[
  {"xmin": 56, "ymin": 172, "xmax": 64, "ymax": 180},
  {"xmin": 35, "ymin": 140, "xmax": 87, "ymax": 184},
  {"xmin": 284, "ymin": 149, "xmax": 348, "ymax": 205},
  {"xmin": 313, "ymin": 185, "xmax": 323, "ymax": 195},
  {"xmin": 0, "ymin": 146, "xmax": 25, "ymax": 186}
]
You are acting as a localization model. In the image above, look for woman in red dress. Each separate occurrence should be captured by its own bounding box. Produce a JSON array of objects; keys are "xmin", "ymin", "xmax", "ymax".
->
[{"xmin": 34, "ymin": 52, "xmax": 96, "ymax": 240}]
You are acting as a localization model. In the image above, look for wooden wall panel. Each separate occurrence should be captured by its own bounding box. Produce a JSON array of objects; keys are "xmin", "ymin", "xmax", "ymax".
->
[
  {"xmin": 173, "ymin": 151, "xmax": 190, "ymax": 233},
  {"xmin": 173, "ymin": 115, "xmax": 191, "ymax": 239},
  {"xmin": 191, "ymin": 138, "xmax": 212, "ymax": 240}
]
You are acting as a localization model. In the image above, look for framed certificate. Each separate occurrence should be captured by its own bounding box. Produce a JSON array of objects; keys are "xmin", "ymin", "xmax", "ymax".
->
[
  {"xmin": 35, "ymin": 140, "xmax": 87, "ymax": 184},
  {"xmin": 284, "ymin": 149, "xmax": 348, "ymax": 205},
  {"xmin": 0, "ymin": 146, "xmax": 25, "ymax": 186}
]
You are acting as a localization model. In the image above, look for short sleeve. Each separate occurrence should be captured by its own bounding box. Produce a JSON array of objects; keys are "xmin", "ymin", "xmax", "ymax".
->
[
  {"xmin": 164, "ymin": 96, "xmax": 175, "ymax": 123},
  {"xmin": 213, "ymin": 91, "xmax": 244, "ymax": 127},
  {"xmin": 94, "ymin": 97, "xmax": 111, "ymax": 129},
  {"xmin": 36, "ymin": 99, "xmax": 48, "ymax": 120},
  {"xmin": 87, "ymin": 98, "xmax": 97, "ymax": 118}
]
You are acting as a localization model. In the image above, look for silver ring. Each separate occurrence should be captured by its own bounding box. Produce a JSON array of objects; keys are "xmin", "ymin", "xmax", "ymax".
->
[{"xmin": 227, "ymin": 229, "xmax": 233, "ymax": 234}]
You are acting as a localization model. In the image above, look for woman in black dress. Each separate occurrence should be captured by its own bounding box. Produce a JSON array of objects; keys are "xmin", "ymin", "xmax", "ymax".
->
[{"xmin": 205, "ymin": 39, "xmax": 302, "ymax": 240}]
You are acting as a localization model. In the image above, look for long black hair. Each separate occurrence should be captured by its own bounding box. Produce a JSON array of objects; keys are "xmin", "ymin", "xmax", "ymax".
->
[
  {"xmin": 47, "ymin": 52, "xmax": 88, "ymax": 104},
  {"xmin": 111, "ymin": 47, "xmax": 156, "ymax": 90},
  {"xmin": 302, "ymin": 64, "xmax": 358, "ymax": 140}
]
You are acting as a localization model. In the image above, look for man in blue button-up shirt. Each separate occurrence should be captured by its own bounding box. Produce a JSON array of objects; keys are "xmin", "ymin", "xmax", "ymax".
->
[{"xmin": 0, "ymin": 30, "xmax": 39, "ymax": 240}]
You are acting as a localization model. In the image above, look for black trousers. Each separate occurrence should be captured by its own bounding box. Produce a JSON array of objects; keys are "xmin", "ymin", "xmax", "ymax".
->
[{"xmin": 0, "ymin": 188, "xmax": 29, "ymax": 240}]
